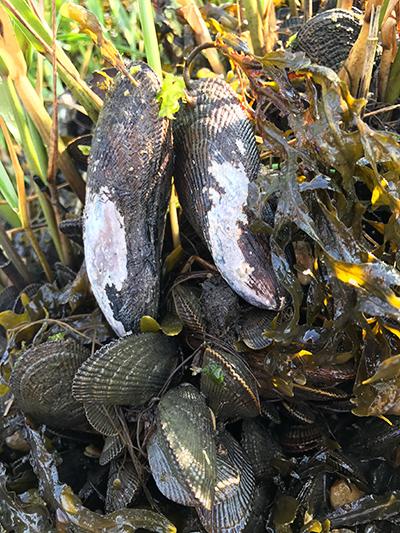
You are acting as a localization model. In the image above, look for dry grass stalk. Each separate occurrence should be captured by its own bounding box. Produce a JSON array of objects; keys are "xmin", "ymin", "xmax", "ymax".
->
[
  {"xmin": 177, "ymin": 0, "xmax": 225, "ymax": 73},
  {"xmin": 339, "ymin": 0, "xmax": 382, "ymax": 97}
]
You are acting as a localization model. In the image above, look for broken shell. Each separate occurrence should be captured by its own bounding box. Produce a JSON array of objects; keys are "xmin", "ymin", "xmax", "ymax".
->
[
  {"xmin": 84, "ymin": 61, "xmax": 173, "ymax": 336},
  {"xmin": 172, "ymin": 284, "xmax": 206, "ymax": 334},
  {"xmin": 106, "ymin": 458, "xmax": 141, "ymax": 512},
  {"xmin": 174, "ymin": 77, "xmax": 284, "ymax": 310},
  {"xmin": 201, "ymin": 346, "xmax": 260, "ymax": 420},
  {"xmin": 155, "ymin": 383, "xmax": 217, "ymax": 510},
  {"xmin": 10, "ymin": 340, "xmax": 90, "ymax": 429},
  {"xmin": 72, "ymin": 333, "xmax": 178, "ymax": 406},
  {"xmin": 197, "ymin": 430, "xmax": 255, "ymax": 533}
]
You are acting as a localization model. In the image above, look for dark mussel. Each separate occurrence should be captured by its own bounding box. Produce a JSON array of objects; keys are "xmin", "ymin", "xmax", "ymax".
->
[
  {"xmin": 291, "ymin": 8, "xmax": 362, "ymax": 71},
  {"xmin": 84, "ymin": 61, "xmax": 173, "ymax": 336},
  {"xmin": 174, "ymin": 77, "xmax": 285, "ymax": 310},
  {"xmin": 10, "ymin": 340, "xmax": 90, "ymax": 430}
]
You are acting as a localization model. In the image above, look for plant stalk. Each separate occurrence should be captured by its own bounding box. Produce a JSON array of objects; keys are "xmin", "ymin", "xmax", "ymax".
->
[
  {"xmin": 138, "ymin": 0, "xmax": 162, "ymax": 79},
  {"xmin": 242, "ymin": 0, "xmax": 265, "ymax": 55}
]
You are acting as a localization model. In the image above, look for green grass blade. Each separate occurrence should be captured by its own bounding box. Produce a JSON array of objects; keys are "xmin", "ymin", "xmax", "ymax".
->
[
  {"xmin": 138, "ymin": 0, "xmax": 162, "ymax": 78},
  {"xmin": 0, "ymin": 160, "xmax": 18, "ymax": 212}
]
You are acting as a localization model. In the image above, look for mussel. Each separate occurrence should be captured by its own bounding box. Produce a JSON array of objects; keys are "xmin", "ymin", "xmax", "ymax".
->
[
  {"xmin": 72, "ymin": 332, "xmax": 178, "ymax": 406},
  {"xmin": 174, "ymin": 78, "xmax": 285, "ymax": 310},
  {"xmin": 10, "ymin": 340, "xmax": 90, "ymax": 429},
  {"xmin": 201, "ymin": 345, "xmax": 260, "ymax": 420},
  {"xmin": 148, "ymin": 383, "xmax": 217, "ymax": 510},
  {"xmin": 84, "ymin": 61, "xmax": 173, "ymax": 336},
  {"xmin": 197, "ymin": 431, "xmax": 255, "ymax": 533},
  {"xmin": 292, "ymin": 9, "xmax": 362, "ymax": 71}
]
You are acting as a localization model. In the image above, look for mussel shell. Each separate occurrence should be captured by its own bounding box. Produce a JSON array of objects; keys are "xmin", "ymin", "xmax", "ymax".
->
[
  {"xmin": 174, "ymin": 77, "xmax": 285, "ymax": 310},
  {"xmin": 201, "ymin": 346, "xmax": 260, "ymax": 420},
  {"xmin": 172, "ymin": 284, "xmax": 206, "ymax": 334},
  {"xmin": 241, "ymin": 418, "xmax": 282, "ymax": 481},
  {"xmin": 10, "ymin": 340, "xmax": 90, "ymax": 429},
  {"xmin": 292, "ymin": 9, "xmax": 362, "ymax": 71},
  {"xmin": 106, "ymin": 458, "xmax": 141, "ymax": 512},
  {"xmin": 239, "ymin": 309, "xmax": 275, "ymax": 350},
  {"xmin": 84, "ymin": 61, "xmax": 173, "ymax": 336},
  {"xmin": 100, "ymin": 435, "xmax": 125, "ymax": 466},
  {"xmin": 84, "ymin": 403, "xmax": 120, "ymax": 436},
  {"xmin": 197, "ymin": 431, "xmax": 255, "ymax": 533},
  {"xmin": 72, "ymin": 333, "xmax": 178, "ymax": 406},
  {"xmin": 148, "ymin": 429, "xmax": 196, "ymax": 506},
  {"xmin": 156, "ymin": 383, "xmax": 217, "ymax": 510}
]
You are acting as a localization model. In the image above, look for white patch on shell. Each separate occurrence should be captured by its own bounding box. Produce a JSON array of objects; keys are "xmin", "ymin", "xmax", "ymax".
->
[
  {"xmin": 84, "ymin": 186, "xmax": 130, "ymax": 337},
  {"xmin": 206, "ymin": 160, "xmax": 276, "ymax": 308},
  {"xmin": 236, "ymin": 138, "xmax": 246, "ymax": 156}
]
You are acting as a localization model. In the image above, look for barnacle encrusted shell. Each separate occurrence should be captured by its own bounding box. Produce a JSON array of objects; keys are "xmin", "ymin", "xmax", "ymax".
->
[
  {"xmin": 197, "ymin": 430, "xmax": 255, "ymax": 533},
  {"xmin": 200, "ymin": 345, "xmax": 260, "ymax": 420},
  {"xmin": 10, "ymin": 340, "xmax": 90, "ymax": 429},
  {"xmin": 151, "ymin": 383, "xmax": 217, "ymax": 510},
  {"xmin": 72, "ymin": 333, "xmax": 178, "ymax": 406},
  {"xmin": 174, "ymin": 78, "xmax": 285, "ymax": 310},
  {"xmin": 84, "ymin": 61, "xmax": 173, "ymax": 336}
]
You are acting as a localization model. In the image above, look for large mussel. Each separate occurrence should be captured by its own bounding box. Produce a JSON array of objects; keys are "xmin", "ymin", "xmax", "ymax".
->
[
  {"xmin": 84, "ymin": 61, "xmax": 173, "ymax": 336},
  {"xmin": 292, "ymin": 8, "xmax": 362, "ymax": 71},
  {"xmin": 174, "ymin": 78, "xmax": 285, "ymax": 311}
]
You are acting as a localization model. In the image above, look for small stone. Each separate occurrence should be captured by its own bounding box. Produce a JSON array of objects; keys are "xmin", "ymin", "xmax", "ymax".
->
[{"xmin": 330, "ymin": 479, "xmax": 364, "ymax": 509}]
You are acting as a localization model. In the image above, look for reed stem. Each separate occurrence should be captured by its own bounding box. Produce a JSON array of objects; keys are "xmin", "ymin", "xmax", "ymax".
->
[{"xmin": 138, "ymin": 0, "xmax": 162, "ymax": 79}]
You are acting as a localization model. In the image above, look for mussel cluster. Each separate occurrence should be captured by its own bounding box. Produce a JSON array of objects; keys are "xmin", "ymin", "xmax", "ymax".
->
[{"xmin": 2, "ymin": 48, "xmax": 400, "ymax": 532}]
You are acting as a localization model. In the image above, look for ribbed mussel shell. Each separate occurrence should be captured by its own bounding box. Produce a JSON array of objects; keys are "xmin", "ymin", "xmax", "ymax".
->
[
  {"xmin": 239, "ymin": 309, "xmax": 275, "ymax": 350},
  {"xmin": 201, "ymin": 346, "xmax": 260, "ymax": 420},
  {"xmin": 197, "ymin": 430, "xmax": 255, "ymax": 533},
  {"xmin": 106, "ymin": 458, "xmax": 141, "ymax": 512},
  {"xmin": 10, "ymin": 340, "xmax": 90, "ymax": 429},
  {"xmin": 84, "ymin": 61, "xmax": 172, "ymax": 336},
  {"xmin": 172, "ymin": 283, "xmax": 206, "ymax": 334},
  {"xmin": 174, "ymin": 78, "xmax": 284, "ymax": 310},
  {"xmin": 292, "ymin": 9, "xmax": 362, "ymax": 71},
  {"xmin": 73, "ymin": 333, "xmax": 177, "ymax": 406},
  {"xmin": 148, "ymin": 383, "xmax": 217, "ymax": 510},
  {"xmin": 241, "ymin": 418, "xmax": 282, "ymax": 482}
]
